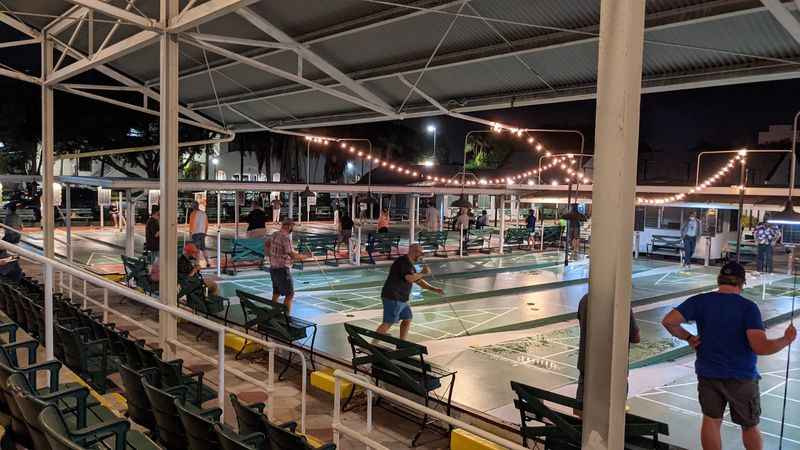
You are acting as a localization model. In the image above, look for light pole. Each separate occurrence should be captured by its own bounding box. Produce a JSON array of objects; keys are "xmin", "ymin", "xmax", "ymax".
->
[
  {"xmin": 427, "ymin": 125, "xmax": 437, "ymax": 164},
  {"xmin": 695, "ymin": 148, "xmax": 794, "ymax": 261}
]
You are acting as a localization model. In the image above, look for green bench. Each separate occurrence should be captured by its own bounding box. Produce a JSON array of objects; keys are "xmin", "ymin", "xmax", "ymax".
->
[
  {"xmin": 295, "ymin": 234, "xmax": 340, "ymax": 268},
  {"xmin": 503, "ymin": 228, "xmax": 531, "ymax": 252},
  {"xmin": 648, "ymin": 235, "xmax": 683, "ymax": 258},
  {"xmin": 417, "ymin": 231, "xmax": 448, "ymax": 257},
  {"xmin": 365, "ymin": 232, "xmax": 402, "ymax": 264},
  {"xmin": 724, "ymin": 240, "xmax": 758, "ymax": 265},
  {"xmin": 464, "ymin": 229, "xmax": 492, "ymax": 254},
  {"xmin": 541, "ymin": 225, "xmax": 563, "ymax": 248},
  {"xmin": 223, "ymin": 238, "xmax": 265, "ymax": 274}
]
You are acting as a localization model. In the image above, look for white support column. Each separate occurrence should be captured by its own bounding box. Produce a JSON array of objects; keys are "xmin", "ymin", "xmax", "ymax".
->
[
  {"xmin": 65, "ymin": 184, "xmax": 73, "ymax": 263},
  {"xmin": 216, "ymin": 191, "xmax": 222, "ymax": 275},
  {"xmin": 158, "ymin": 0, "xmax": 180, "ymax": 352},
  {"xmin": 499, "ymin": 195, "xmax": 505, "ymax": 253},
  {"xmin": 42, "ymin": 31, "xmax": 55, "ymax": 259},
  {"xmin": 409, "ymin": 195, "xmax": 416, "ymax": 244},
  {"xmin": 289, "ymin": 192, "xmax": 294, "ymax": 223},
  {"xmin": 582, "ymin": 1, "xmax": 646, "ymax": 448},
  {"xmin": 125, "ymin": 189, "xmax": 135, "ymax": 257},
  {"xmin": 234, "ymin": 193, "xmax": 240, "ymax": 239},
  {"xmin": 297, "ymin": 194, "xmax": 302, "ymax": 224}
]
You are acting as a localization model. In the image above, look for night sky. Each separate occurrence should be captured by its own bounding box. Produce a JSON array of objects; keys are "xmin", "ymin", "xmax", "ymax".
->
[{"xmin": 406, "ymin": 78, "xmax": 800, "ymax": 163}]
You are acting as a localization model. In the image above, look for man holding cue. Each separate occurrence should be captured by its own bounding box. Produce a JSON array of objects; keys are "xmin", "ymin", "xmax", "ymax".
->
[{"xmin": 375, "ymin": 244, "xmax": 444, "ymax": 341}]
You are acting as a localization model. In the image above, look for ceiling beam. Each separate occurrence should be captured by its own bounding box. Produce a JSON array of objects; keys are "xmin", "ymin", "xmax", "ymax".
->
[
  {"xmin": 236, "ymin": 6, "xmax": 394, "ymax": 110},
  {"xmin": 185, "ymin": 32, "xmax": 300, "ymax": 51},
  {"xmin": 168, "ymin": 0, "xmax": 260, "ymax": 33},
  {"xmin": 0, "ymin": 67, "xmax": 40, "ymax": 84},
  {"xmin": 760, "ymin": 0, "xmax": 800, "ymax": 44},
  {"xmin": 64, "ymin": 0, "xmax": 156, "ymax": 29},
  {"xmin": 148, "ymin": 0, "xmax": 465, "ymax": 86},
  {"xmin": 45, "ymin": 30, "xmax": 159, "ymax": 85},
  {"xmin": 262, "ymin": 61, "xmax": 800, "ymax": 130},
  {"xmin": 0, "ymin": 10, "xmax": 224, "ymax": 134},
  {"xmin": 181, "ymin": 36, "xmax": 400, "ymax": 118},
  {"xmin": 189, "ymin": 0, "xmax": 768, "ymax": 111}
]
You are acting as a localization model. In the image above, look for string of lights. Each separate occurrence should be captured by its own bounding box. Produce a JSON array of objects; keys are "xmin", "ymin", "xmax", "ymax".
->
[
  {"xmin": 638, "ymin": 152, "xmax": 746, "ymax": 205},
  {"xmin": 304, "ymin": 136, "xmax": 423, "ymax": 178}
]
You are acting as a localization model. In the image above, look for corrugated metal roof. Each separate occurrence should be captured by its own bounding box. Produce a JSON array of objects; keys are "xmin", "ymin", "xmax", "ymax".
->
[{"xmin": 2, "ymin": 0, "xmax": 799, "ymax": 131}]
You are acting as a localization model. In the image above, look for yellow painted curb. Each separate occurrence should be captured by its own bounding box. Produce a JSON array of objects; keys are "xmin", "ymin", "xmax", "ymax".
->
[
  {"xmin": 310, "ymin": 371, "xmax": 353, "ymax": 398},
  {"xmin": 451, "ymin": 428, "xmax": 507, "ymax": 450}
]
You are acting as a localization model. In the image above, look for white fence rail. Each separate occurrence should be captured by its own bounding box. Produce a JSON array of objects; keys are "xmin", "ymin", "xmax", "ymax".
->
[
  {"xmin": 0, "ymin": 239, "xmax": 308, "ymax": 431},
  {"xmin": 332, "ymin": 370, "xmax": 528, "ymax": 450}
]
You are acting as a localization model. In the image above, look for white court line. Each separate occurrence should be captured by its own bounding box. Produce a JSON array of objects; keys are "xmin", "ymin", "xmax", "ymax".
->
[
  {"xmin": 475, "ymin": 343, "xmax": 580, "ymax": 370},
  {"xmin": 470, "ymin": 347, "xmax": 578, "ymax": 381},
  {"xmin": 635, "ymin": 395, "xmax": 800, "ymax": 444}
]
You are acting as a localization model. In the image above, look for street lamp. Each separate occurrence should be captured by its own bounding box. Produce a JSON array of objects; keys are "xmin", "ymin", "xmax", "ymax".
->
[{"xmin": 427, "ymin": 125, "xmax": 437, "ymax": 164}]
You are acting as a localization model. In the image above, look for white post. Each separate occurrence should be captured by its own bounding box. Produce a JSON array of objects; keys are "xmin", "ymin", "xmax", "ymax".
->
[
  {"xmin": 125, "ymin": 189, "xmax": 135, "ymax": 257},
  {"xmin": 704, "ymin": 236, "xmax": 711, "ymax": 267},
  {"xmin": 103, "ymin": 288, "xmax": 109, "ymax": 323},
  {"xmin": 217, "ymin": 330, "xmax": 226, "ymax": 415},
  {"xmin": 378, "ymin": 195, "xmax": 383, "ymax": 215},
  {"xmin": 234, "ymin": 193, "xmax": 240, "ymax": 240},
  {"xmin": 582, "ymin": 1, "xmax": 646, "ymax": 448},
  {"xmin": 499, "ymin": 196, "xmax": 506, "ymax": 254},
  {"xmin": 158, "ymin": 0, "xmax": 180, "ymax": 353},
  {"xmin": 66, "ymin": 184, "xmax": 72, "ymax": 262},
  {"xmin": 99, "ymin": 205, "xmax": 104, "ymax": 230},
  {"xmin": 459, "ymin": 224, "xmax": 464, "ymax": 257},
  {"xmin": 66, "ymin": 183, "xmax": 73, "ymax": 296},
  {"xmin": 289, "ymin": 192, "xmax": 295, "ymax": 223},
  {"xmin": 44, "ymin": 264, "xmax": 54, "ymax": 361},
  {"xmin": 634, "ymin": 231, "xmax": 640, "ymax": 259},
  {"xmin": 350, "ymin": 193, "xmax": 356, "ymax": 220},
  {"xmin": 216, "ymin": 191, "xmax": 222, "ymax": 275},
  {"xmin": 42, "ymin": 30, "xmax": 55, "ymax": 260},
  {"xmin": 333, "ymin": 377, "xmax": 341, "ymax": 447},
  {"xmin": 409, "ymin": 195, "xmax": 416, "ymax": 244},
  {"xmin": 297, "ymin": 195, "xmax": 302, "ymax": 224}
]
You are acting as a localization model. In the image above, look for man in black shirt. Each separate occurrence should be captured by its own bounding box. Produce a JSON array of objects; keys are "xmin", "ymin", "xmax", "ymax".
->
[
  {"xmin": 246, "ymin": 201, "xmax": 267, "ymax": 238},
  {"xmin": 339, "ymin": 209, "xmax": 354, "ymax": 254},
  {"xmin": 144, "ymin": 206, "xmax": 159, "ymax": 262},
  {"xmin": 375, "ymin": 244, "xmax": 444, "ymax": 340}
]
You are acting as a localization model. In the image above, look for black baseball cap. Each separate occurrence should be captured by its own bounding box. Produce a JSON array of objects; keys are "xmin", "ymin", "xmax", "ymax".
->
[{"xmin": 720, "ymin": 261, "xmax": 746, "ymax": 280}]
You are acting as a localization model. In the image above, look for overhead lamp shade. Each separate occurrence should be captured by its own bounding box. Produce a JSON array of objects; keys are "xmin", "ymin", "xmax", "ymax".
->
[
  {"xmin": 357, "ymin": 193, "xmax": 378, "ymax": 205},
  {"xmin": 450, "ymin": 194, "xmax": 472, "ymax": 208},
  {"xmin": 767, "ymin": 198, "xmax": 800, "ymax": 225},
  {"xmin": 299, "ymin": 186, "xmax": 314, "ymax": 198}
]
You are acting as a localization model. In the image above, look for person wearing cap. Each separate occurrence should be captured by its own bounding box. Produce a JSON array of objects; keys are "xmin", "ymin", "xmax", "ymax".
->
[
  {"xmin": 662, "ymin": 261, "xmax": 796, "ymax": 450},
  {"xmin": 3, "ymin": 202, "xmax": 22, "ymax": 244},
  {"xmin": 149, "ymin": 242, "xmax": 218, "ymax": 294},
  {"xmin": 681, "ymin": 212, "xmax": 701, "ymax": 267},
  {"xmin": 144, "ymin": 206, "xmax": 159, "ymax": 263},
  {"xmin": 265, "ymin": 219, "xmax": 301, "ymax": 312},
  {"xmin": 188, "ymin": 201, "xmax": 210, "ymax": 267},
  {"xmin": 752, "ymin": 220, "xmax": 781, "ymax": 273},
  {"xmin": 375, "ymin": 244, "xmax": 444, "ymax": 341}
]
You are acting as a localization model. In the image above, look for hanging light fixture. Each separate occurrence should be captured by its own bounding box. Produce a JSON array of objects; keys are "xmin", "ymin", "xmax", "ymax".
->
[
  {"xmin": 768, "ymin": 198, "xmax": 800, "ymax": 225},
  {"xmin": 300, "ymin": 185, "xmax": 314, "ymax": 198},
  {"xmin": 451, "ymin": 193, "xmax": 472, "ymax": 208}
]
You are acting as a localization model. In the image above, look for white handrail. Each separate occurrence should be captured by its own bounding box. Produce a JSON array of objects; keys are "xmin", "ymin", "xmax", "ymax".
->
[
  {"xmin": 333, "ymin": 370, "xmax": 528, "ymax": 450},
  {"xmin": 0, "ymin": 239, "xmax": 308, "ymax": 430}
]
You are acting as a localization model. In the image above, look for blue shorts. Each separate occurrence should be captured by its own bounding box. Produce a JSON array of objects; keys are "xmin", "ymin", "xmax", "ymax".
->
[
  {"xmin": 191, "ymin": 233, "xmax": 206, "ymax": 251},
  {"xmin": 382, "ymin": 299, "xmax": 412, "ymax": 324}
]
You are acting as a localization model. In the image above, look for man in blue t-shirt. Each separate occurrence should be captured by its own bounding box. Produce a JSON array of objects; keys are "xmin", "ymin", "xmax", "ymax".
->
[{"xmin": 662, "ymin": 262, "xmax": 796, "ymax": 450}]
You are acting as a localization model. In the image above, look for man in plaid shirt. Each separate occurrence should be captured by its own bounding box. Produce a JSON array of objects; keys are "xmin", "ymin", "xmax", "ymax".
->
[
  {"xmin": 753, "ymin": 220, "xmax": 781, "ymax": 273},
  {"xmin": 265, "ymin": 219, "xmax": 301, "ymax": 312}
]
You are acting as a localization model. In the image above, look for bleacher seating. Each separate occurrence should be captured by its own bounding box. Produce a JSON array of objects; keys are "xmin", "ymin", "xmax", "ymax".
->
[
  {"xmin": 365, "ymin": 232, "xmax": 401, "ymax": 263},
  {"xmin": 648, "ymin": 235, "xmax": 683, "ymax": 258},
  {"xmin": 417, "ymin": 231, "xmax": 448, "ymax": 257},
  {"xmin": 222, "ymin": 238, "xmax": 265, "ymax": 274}
]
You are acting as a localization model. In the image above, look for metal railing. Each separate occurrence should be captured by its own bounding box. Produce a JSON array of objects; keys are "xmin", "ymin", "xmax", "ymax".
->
[
  {"xmin": 332, "ymin": 370, "xmax": 528, "ymax": 450},
  {"xmin": 0, "ymin": 239, "xmax": 308, "ymax": 430}
]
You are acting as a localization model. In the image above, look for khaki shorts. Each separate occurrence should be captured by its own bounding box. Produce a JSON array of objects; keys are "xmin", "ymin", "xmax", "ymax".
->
[{"xmin": 698, "ymin": 377, "xmax": 761, "ymax": 428}]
